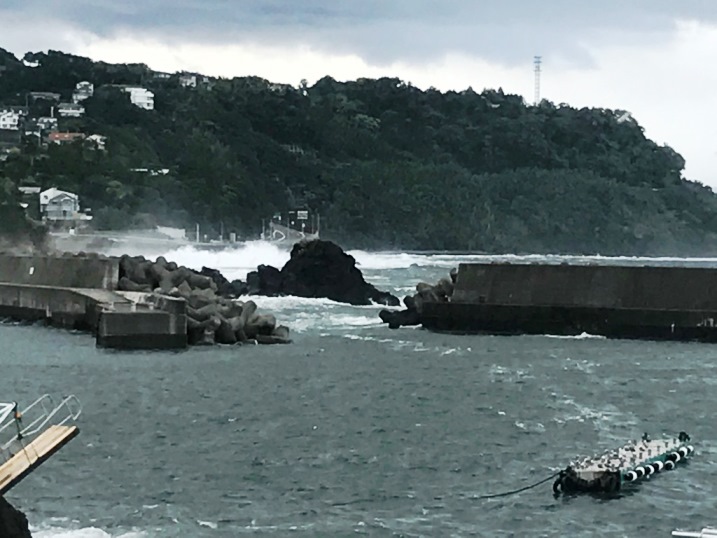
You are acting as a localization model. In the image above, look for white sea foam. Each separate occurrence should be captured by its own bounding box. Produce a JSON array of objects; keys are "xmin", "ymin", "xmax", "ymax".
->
[
  {"xmin": 544, "ymin": 332, "xmax": 606, "ymax": 340},
  {"xmin": 33, "ymin": 528, "xmax": 147, "ymax": 538},
  {"xmin": 157, "ymin": 240, "xmax": 290, "ymax": 280},
  {"xmin": 289, "ymin": 312, "xmax": 383, "ymax": 333}
]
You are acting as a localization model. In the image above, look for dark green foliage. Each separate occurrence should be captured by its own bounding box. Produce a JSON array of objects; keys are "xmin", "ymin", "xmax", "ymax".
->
[{"xmin": 2, "ymin": 48, "xmax": 717, "ymax": 255}]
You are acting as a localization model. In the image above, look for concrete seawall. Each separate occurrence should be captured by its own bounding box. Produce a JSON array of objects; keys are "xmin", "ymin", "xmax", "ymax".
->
[
  {"xmin": 0, "ymin": 255, "xmax": 186, "ymax": 349},
  {"xmin": 0, "ymin": 255, "xmax": 118, "ymax": 289},
  {"xmin": 421, "ymin": 263, "xmax": 717, "ymax": 341}
]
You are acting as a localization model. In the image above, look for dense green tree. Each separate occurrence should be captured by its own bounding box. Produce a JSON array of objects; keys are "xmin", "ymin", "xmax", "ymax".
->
[{"xmin": 2, "ymin": 48, "xmax": 717, "ymax": 255}]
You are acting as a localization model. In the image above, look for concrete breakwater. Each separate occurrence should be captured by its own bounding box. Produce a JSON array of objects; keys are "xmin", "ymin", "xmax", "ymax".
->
[
  {"xmin": 0, "ymin": 253, "xmax": 287, "ymax": 349},
  {"xmin": 381, "ymin": 262, "xmax": 717, "ymax": 342},
  {"xmin": 116, "ymin": 254, "xmax": 290, "ymax": 345}
]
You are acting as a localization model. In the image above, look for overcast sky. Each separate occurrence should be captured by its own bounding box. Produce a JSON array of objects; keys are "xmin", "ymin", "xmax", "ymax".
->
[{"xmin": 2, "ymin": 0, "xmax": 717, "ymax": 188}]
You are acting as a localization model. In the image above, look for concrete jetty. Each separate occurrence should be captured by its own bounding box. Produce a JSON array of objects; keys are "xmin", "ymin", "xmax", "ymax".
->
[
  {"xmin": 0, "ymin": 254, "xmax": 187, "ymax": 349},
  {"xmin": 421, "ymin": 262, "xmax": 717, "ymax": 341}
]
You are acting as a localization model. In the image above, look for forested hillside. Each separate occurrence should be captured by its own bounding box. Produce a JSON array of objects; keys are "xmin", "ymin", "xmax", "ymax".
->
[{"xmin": 1, "ymin": 48, "xmax": 716, "ymax": 255}]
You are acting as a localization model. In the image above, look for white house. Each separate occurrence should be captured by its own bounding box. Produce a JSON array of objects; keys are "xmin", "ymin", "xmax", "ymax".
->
[
  {"xmin": 37, "ymin": 116, "xmax": 59, "ymax": 131},
  {"xmin": 0, "ymin": 110, "xmax": 21, "ymax": 130},
  {"xmin": 40, "ymin": 188, "xmax": 79, "ymax": 220},
  {"xmin": 40, "ymin": 188, "xmax": 92, "ymax": 222},
  {"xmin": 179, "ymin": 74, "xmax": 197, "ymax": 88},
  {"xmin": 86, "ymin": 134, "xmax": 107, "ymax": 151},
  {"xmin": 122, "ymin": 87, "xmax": 154, "ymax": 110},
  {"xmin": 57, "ymin": 103, "xmax": 85, "ymax": 117},
  {"xmin": 72, "ymin": 81, "xmax": 94, "ymax": 103}
]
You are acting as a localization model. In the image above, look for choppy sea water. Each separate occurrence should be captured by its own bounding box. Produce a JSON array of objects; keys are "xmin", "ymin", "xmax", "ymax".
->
[{"xmin": 2, "ymin": 243, "xmax": 717, "ymax": 537}]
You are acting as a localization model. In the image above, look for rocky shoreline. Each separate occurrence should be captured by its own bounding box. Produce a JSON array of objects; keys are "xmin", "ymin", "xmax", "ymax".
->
[
  {"xmin": 378, "ymin": 267, "xmax": 456, "ymax": 329},
  {"xmin": 114, "ymin": 239, "xmax": 399, "ymax": 346}
]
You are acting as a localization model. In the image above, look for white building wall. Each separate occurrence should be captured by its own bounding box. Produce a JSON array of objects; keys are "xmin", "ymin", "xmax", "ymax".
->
[
  {"xmin": 123, "ymin": 87, "xmax": 155, "ymax": 110},
  {"xmin": 0, "ymin": 111, "xmax": 21, "ymax": 130}
]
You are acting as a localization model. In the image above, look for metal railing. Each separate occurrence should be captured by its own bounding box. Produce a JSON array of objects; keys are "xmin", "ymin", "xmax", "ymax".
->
[{"xmin": 0, "ymin": 394, "xmax": 82, "ymax": 463}]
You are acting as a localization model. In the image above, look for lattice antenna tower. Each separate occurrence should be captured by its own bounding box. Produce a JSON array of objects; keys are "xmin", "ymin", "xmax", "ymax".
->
[{"xmin": 533, "ymin": 56, "xmax": 542, "ymax": 105}]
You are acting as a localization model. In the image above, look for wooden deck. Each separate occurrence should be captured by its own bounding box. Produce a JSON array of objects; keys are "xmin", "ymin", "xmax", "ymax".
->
[{"xmin": 0, "ymin": 424, "xmax": 79, "ymax": 495}]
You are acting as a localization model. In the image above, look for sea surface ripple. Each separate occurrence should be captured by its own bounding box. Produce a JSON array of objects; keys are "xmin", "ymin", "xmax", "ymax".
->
[{"xmin": 1, "ymin": 246, "xmax": 716, "ymax": 537}]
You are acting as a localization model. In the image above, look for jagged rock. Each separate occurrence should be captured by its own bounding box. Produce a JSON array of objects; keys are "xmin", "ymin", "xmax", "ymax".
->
[
  {"xmin": 267, "ymin": 240, "xmax": 400, "ymax": 306},
  {"xmin": 246, "ymin": 265, "xmax": 282, "ymax": 296},
  {"xmin": 379, "ymin": 307, "xmax": 421, "ymax": 329},
  {"xmin": 0, "ymin": 497, "xmax": 31, "ymax": 538}
]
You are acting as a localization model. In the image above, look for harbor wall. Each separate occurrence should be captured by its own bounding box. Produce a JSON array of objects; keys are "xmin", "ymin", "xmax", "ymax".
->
[
  {"xmin": 0, "ymin": 255, "xmax": 118, "ymax": 289},
  {"xmin": 0, "ymin": 284, "xmax": 110, "ymax": 329},
  {"xmin": 0, "ymin": 255, "xmax": 187, "ymax": 349},
  {"xmin": 421, "ymin": 263, "xmax": 717, "ymax": 341},
  {"xmin": 451, "ymin": 263, "xmax": 717, "ymax": 309}
]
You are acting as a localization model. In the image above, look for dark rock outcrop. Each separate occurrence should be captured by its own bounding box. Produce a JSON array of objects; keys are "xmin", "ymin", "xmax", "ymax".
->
[
  {"xmin": 379, "ymin": 267, "xmax": 457, "ymax": 329},
  {"xmin": 247, "ymin": 240, "xmax": 399, "ymax": 306},
  {"xmin": 0, "ymin": 497, "xmax": 31, "ymax": 538}
]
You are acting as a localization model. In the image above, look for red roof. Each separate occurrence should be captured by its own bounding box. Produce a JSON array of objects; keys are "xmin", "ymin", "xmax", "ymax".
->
[{"xmin": 48, "ymin": 132, "xmax": 85, "ymax": 142}]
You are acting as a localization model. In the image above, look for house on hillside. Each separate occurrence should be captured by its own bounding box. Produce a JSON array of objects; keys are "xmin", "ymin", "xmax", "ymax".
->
[
  {"xmin": 0, "ymin": 109, "xmax": 21, "ymax": 130},
  {"xmin": 130, "ymin": 167, "xmax": 169, "ymax": 176},
  {"xmin": 28, "ymin": 91, "xmax": 61, "ymax": 102},
  {"xmin": 37, "ymin": 116, "xmax": 59, "ymax": 132},
  {"xmin": 121, "ymin": 87, "xmax": 154, "ymax": 110},
  {"xmin": 72, "ymin": 81, "xmax": 94, "ymax": 103},
  {"xmin": 86, "ymin": 134, "xmax": 107, "ymax": 151},
  {"xmin": 57, "ymin": 102, "xmax": 85, "ymax": 117},
  {"xmin": 179, "ymin": 73, "xmax": 197, "ymax": 88},
  {"xmin": 268, "ymin": 83, "xmax": 293, "ymax": 94},
  {"xmin": 0, "ymin": 107, "xmax": 26, "ymax": 130},
  {"xmin": 40, "ymin": 187, "xmax": 92, "ymax": 224},
  {"xmin": 48, "ymin": 132, "xmax": 85, "ymax": 145}
]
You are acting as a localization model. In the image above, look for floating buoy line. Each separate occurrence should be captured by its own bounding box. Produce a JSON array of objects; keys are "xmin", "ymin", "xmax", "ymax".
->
[{"xmin": 475, "ymin": 432, "xmax": 694, "ymax": 499}]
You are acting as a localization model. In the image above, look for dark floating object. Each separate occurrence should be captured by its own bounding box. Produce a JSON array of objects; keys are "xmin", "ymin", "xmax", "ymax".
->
[{"xmin": 553, "ymin": 431, "xmax": 693, "ymax": 494}]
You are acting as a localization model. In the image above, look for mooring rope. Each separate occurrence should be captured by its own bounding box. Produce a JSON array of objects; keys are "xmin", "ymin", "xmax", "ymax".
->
[
  {"xmin": 12, "ymin": 402, "xmax": 32, "ymax": 465},
  {"xmin": 473, "ymin": 471, "xmax": 562, "ymax": 499}
]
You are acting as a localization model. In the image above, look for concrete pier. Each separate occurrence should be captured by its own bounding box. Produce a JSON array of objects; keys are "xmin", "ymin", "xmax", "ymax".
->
[
  {"xmin": 421, "ymin": 263, "xmax": 717, "ymax": 341},
  {"xmin": 97, "ymin": 293, "xmax": 187, "ymax": 349},
  {"xmin": 0, "ymin": 255, "xmax": 187, "ymax": 349}
]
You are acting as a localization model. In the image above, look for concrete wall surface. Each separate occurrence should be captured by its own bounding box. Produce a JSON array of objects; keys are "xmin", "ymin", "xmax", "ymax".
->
[
  {"xmin": 453, "ymin": 263, "xmax": 717, "ymax": 310},
  {"xmin": 0, "ymin": 255, "xmax": 119, "ymax": 289},
  {"xmin": 0, "ymin": 283, "xmax": 106, "ymax": 329},
  {"xmin": 97, "ymin": 309, "xmax": 187, "ymax": 349}
]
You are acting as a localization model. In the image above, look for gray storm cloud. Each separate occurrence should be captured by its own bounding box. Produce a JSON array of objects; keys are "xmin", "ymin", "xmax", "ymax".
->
[{"xmin": 3, "ymin": 0, "xmax": 717, "ymax": 65}]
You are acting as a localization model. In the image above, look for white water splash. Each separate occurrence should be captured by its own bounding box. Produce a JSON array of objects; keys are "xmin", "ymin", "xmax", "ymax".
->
[{"xmin": 157, "ymin": 240, "xmax": 290, "ymax": 280}]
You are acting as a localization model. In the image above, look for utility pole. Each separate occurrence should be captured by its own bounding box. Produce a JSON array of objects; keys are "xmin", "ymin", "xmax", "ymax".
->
[{"xmin": 533, "ymin": 56, "xmax": 542, "ymax": 106}]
